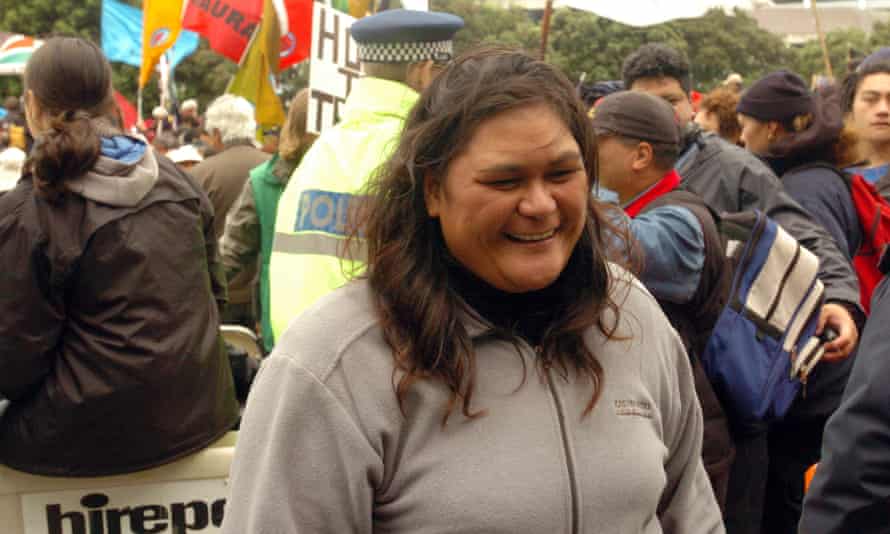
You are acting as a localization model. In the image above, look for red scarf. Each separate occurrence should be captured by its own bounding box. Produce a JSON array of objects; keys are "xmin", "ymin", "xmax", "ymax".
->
[{"xmin": 624, "ymin": 170, "xmax": 682, "ymax": 218}]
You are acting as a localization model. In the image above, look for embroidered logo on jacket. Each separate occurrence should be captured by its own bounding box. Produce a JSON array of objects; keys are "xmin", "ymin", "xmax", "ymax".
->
[{"xmin": 614, "ymin": 399, "xmax": 653, "ymax": 419}]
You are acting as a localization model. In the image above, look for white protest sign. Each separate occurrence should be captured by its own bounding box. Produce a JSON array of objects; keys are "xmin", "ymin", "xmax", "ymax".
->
[
  {"xmin": 22, "ymin": 479, "xmax": 228, "ymax": 534},
  {"xmin": 307, "ymin": 2, "xmax": 363, "ymax": 135},
  {"xmin": 401, "ymin": 0, "xmax": 429, "ymax": 10}
]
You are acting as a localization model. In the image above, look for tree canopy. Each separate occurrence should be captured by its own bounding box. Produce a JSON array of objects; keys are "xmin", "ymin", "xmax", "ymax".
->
[{"xmin": 1, "ymin": 0, "xmax": 887, "ymax": 108}]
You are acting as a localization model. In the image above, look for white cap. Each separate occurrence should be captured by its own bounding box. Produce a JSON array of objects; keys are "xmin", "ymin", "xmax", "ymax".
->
[
  {"xmin": 152, "ymin": 106, "xmax": 169, "ymax": 119},
  {"xmin": 167, "ymin": 144, "xmax": 204, "ymax": 164},
  {"xmin": 0, "ymin": 146, "xmax": 26, "ymax": 191},
  {"xmin": 181, "ymin": 99, "xmax": 198, "ymax": 112},
  {"xmin": 723, "ymin": 73, "xmax": 743, "ymax": 85}
]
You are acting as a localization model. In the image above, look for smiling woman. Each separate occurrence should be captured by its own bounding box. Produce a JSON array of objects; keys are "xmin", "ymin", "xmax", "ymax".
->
[
  {"xmin": 424, "ymin": 102, "xmax": 588, "ymax": 294},
  {"xmin": 222, "ymin": 46, "xmax": 724, "ymax": 534}
]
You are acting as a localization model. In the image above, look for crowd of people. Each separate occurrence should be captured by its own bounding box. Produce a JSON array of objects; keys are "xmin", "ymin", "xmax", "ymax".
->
[{"xmin": 2, "ymin": 6, "xmax": 890, "ymax": 534}]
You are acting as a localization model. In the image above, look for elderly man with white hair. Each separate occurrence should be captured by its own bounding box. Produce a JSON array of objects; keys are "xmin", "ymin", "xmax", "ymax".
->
[
  {"xmin": 179, "ymin": 98, "xmax": 201, "ymax": 129},
  {"xmin": 191, "ymin": 94, "xmax": 269, "ymax": 327}
]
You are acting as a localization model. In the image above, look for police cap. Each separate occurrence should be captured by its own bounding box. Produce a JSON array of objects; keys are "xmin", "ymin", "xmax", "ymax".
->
[{"xmin": 350, "ymin": 9, "xmax": 464, "ymax": 64}]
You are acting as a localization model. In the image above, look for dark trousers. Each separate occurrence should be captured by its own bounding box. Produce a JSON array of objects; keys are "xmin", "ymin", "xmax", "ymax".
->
[
  {"xmin": 761, "ymin": 417, "xmax": 827, "ymax": 534},
  {"xmin": 725, "ymin": 428, "xmax": 769, "ymax": 534}
]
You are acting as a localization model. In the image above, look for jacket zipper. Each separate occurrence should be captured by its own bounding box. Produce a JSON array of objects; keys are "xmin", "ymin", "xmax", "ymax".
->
[{"xmin": 539, "ymin": 345, "xmax": 580, "ymax": 534}]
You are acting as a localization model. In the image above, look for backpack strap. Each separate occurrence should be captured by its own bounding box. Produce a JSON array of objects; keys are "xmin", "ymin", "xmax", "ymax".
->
[
  {"xmin": 645, "ymin": 188, "xmax": 723, "ymax": 227},
  {"xmin": 639, "ymin": 188, "xmax": 730, "ymax": 357}
]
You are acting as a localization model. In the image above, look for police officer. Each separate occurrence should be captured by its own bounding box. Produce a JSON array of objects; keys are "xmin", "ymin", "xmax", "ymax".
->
[{"xmin": 269, "ymin": 9, "xmax": 463, "ymax": 340}]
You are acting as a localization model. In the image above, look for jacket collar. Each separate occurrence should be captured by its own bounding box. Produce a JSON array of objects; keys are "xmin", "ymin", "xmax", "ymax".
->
[
  {"xmin": 623, "ymin": 169, "xmax": 682, "ymax": 217},
  {"xmin": 341, "ymin": 77, "xmax": 419, "ymax": 123}
]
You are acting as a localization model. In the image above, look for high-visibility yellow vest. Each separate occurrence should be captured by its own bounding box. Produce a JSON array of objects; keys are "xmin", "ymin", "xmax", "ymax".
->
[{"xmin": 269, "ymin": 77, "xmax": 419, "ymax": 338}]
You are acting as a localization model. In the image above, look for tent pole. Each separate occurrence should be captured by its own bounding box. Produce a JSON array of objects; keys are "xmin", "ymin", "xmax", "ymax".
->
[
  {"xmin": 540, "ymin": 0, "xmax": 554, "ymax": 60},
  {"xmin": 810, "ymin": 0, "xmax": 834, "ymax": 79}
]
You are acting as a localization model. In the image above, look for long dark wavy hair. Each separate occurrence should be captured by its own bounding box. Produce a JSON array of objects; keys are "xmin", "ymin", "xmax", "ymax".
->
[{"xmin": 354, "ymin": 47, "xmax": 628, "ymax": 425}]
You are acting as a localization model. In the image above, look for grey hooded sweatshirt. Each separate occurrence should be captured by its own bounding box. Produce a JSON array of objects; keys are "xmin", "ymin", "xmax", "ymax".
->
[{"xmin": 222, "ymin": 266, "xmax": 724, "ymax": 534}]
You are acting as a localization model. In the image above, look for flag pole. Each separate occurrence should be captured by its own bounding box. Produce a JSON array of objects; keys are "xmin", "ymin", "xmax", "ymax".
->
[
  {"xmin": 810, "ymin": 0, "xmax": 834, "ymax": 79},
  {"xmin": 137, "ymin": 87, "xmax": 143, "ymax": 132},
  {"xmin": 540, "ymin": 0, "xmax": 554, "ymax": 61}
]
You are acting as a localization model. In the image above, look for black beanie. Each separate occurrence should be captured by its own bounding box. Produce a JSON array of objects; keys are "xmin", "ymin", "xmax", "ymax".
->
[{"xmin": 736, "ymin": 70, "xmax": 814, "ymax": 122}]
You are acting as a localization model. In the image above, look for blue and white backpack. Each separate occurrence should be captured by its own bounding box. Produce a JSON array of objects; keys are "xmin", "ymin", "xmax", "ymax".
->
[{"xmin": 702, "ymin": 210, "xmax": 826, "ymax": 422}]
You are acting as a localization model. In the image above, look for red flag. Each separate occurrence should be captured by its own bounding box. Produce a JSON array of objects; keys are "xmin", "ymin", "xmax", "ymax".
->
[
  {"xmin": 276, "ymin": 0, "xmax": 313, "ymax": 69},
  {"xmin": 182, "ymin": 0, "xmax": 311, "ymax": 68},
  {"xmin": 113, "ymin": 90, "xmax": 138, "ymax": 131},
  {"xmin": 182, "ymin": 0, "xmax": 261, "ymax": 63}
]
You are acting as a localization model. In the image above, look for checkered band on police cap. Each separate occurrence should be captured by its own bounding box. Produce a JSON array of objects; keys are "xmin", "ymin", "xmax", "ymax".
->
[{"xmin": 357, "ymin": 40, "xmax": 454, "ymax": 64}]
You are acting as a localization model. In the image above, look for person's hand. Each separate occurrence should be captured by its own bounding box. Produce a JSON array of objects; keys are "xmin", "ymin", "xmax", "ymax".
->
[{"xmin": 817, "ymin": 302, "xmax": 859, "ymax": 361}]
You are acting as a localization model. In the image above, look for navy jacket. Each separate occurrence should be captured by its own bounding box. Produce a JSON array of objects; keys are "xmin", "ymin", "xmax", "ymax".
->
[
  {"xmin": 771, "ymin": 160, "xmax": 862, "ymax": 261},
  {"xmin": 765, "ymin": 159, "xmax": 861, "ymax": 419}
]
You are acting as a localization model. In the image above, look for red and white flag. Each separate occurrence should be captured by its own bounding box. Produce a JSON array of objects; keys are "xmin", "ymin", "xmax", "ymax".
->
[{"xmin": 182, "ymin": 0, "xmax": 312, "ymax": 68}]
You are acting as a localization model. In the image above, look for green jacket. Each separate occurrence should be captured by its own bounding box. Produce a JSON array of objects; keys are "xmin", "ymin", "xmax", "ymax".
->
[
  {"xmin": 251, "ymin": 155, "xmax": 288, "ymax": 351},
  {"xmin": 220, "ymin": 154, "xmax": 298, "ymax": 352},
  {"xmin": 269, "ymin": 77, "xmax": 419, "ymax": 339}
]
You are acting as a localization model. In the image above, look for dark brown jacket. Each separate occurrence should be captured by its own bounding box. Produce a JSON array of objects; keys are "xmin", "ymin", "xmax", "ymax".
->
[
  {"xmin": 190, "ymin": 143, "xmax": 269, "ymax": 305},
  {"xmin": 0, "ymin": 144, "xmax": 239, "ymax": 476},
  {"xmin": 641, "ymin": 189, "xmax": 735, "ymax": 512}
]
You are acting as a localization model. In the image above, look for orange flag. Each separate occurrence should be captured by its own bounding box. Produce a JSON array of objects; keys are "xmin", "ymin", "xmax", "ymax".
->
[{"xmin": 140, "ymin": 0, "xmax": 184, "ymax": 88}]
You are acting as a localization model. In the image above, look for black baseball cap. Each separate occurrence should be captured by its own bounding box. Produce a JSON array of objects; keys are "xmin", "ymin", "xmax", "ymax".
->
[{"xmin": 591, "ymin": 91, "xmax": 681, "ymax": 146}]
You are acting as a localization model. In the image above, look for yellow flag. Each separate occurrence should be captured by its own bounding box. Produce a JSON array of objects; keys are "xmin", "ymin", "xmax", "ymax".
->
[
  {"xmin": 349, "ymin": 0, "xmax": 372, "ymax": 17},
  {"xmin": 140, "ymin": 0, "xmax": 184, "ymax": 88},
  {"xmin": 227, "ymin": 0, "xmax": 285, "ymax": 130}
]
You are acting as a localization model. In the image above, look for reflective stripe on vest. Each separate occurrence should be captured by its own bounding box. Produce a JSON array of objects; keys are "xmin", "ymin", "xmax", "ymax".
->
[
  {"xmin": 272, "ymin": 232, "xmax": 368, "ymax": 262},
  {"xmin": 271, "ymin": 188, "xmax": 368, "ymax": 260}
]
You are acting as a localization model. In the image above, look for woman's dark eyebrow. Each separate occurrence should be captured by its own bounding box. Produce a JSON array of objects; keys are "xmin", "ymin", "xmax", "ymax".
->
[
  {"xmin": 549, "ymin": 150, "xmax": 582, "ymax": 165},
  {"xmin": 479, "ymin": 150, "xmax": 581, "ymax": 174}
]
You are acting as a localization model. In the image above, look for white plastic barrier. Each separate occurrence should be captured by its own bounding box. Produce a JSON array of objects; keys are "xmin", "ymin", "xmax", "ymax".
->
[
  {"xmin": 220, "ymin": 325, "xmax": 263, "ymax": 361},
  {"xmin": 0, "ymin": 432, "xmax": 236, "ymax": 534}
]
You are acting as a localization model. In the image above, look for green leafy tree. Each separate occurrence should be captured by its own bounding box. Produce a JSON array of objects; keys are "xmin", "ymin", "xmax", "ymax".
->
[
  {"xmin": 670, "ymin": 8, "xmax": 793, "ymax": 92},
  {"xmin": 791, "ymin": 27, "xmax": 868, "ymax": 83},
  {"xmin": 870, "ymin": 20, "xmax": 890, "ymax": 51},
  {"xmin": 430, "ymin": 0, "xmax": 540, "ymax": 54},
  {"xmin": 546, "ymin": 7, "xmax": 686, "ymax": 84}
]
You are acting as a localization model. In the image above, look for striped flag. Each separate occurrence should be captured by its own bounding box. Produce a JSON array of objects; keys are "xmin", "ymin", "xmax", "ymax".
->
[{"xmin": 0, "ymin": 34, "xmax": 43, "ymax": 75}]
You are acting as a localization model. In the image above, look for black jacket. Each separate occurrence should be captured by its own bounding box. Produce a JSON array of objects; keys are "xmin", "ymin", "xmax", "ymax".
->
[
  {"xmin": 676, "ymin": 126, "xmax": 862, "ymax": 311},
  {"xmin": 799, "ymin": 253, "xmax": 890, "ymax": 533},
  {"xmin": 0, "ymin": 148, "xmax": 239, "ymax": 476}
]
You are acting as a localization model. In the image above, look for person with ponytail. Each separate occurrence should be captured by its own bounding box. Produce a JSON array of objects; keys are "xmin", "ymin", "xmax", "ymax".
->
[{"xmin": 0, "ymin": 37, "xmax": 239, "ymax": 476}]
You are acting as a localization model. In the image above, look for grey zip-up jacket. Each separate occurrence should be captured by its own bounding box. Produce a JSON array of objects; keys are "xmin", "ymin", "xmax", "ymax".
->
[
  {"xmin": 676, "ymin": 126, "xmax": 861, "ymax": 309},
  {"xmin": 222, "ymin": 267, "xmax": 724, "ymax": 534}
]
